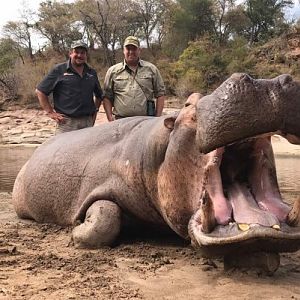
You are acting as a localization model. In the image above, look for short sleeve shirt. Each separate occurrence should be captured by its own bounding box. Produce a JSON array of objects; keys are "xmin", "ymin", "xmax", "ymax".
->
[
  {"xmin": 37, "ymin": 59, "xmax": 103, "ymax": 117},
  {"xmin": 103, "ymin": 60, "xmax": 165, "ymax": 117}
]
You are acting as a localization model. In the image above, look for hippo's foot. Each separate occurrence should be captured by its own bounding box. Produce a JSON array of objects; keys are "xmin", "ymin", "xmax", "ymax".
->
[
  {"xmin": 72, "ymin": 200, "xmax": 121, "ymax": 248},
  {"xmin": 224, "ymin": 252, "xmax": 280, "ymax": 275}
]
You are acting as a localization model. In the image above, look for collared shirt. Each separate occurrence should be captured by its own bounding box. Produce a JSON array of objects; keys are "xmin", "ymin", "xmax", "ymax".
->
[
  {"xmin": 37, "ymin": 59, "xmax": 103, "ymax": 117},
  {"xmin": 103, "ymin": 59, "xmax": 165, "ymax": 117}
]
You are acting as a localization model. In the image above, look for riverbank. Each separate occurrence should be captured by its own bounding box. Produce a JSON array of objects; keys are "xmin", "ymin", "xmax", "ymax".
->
[
  {"xmin": 0, "ymin": 108, "xmax": 109, "ymax": 145},
  {"xmin": 0, "ymin": 106, "xmax": 181, "ymax": 146}
]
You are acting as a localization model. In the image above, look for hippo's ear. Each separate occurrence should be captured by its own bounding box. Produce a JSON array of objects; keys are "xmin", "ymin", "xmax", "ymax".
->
[
  {"xmin": 164, "ymin": 116, "xmax": 176, "ymax": 130},
  {"xmin": 185, "ymin": 93, "xmax": 203, "ymax": 106}
]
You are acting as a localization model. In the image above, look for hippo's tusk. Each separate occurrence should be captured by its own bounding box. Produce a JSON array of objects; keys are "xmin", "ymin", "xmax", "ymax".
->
[
  {"xmin": 199, "ymin": 191, "xmax": 216, "ymax": 233},
  {"xmin": 286, "ymin": 198, "xmax": 300, "ymax": 227},
  {"xmin": 188, "ymin": 191, "xmax": 216, "ymax": 245}
]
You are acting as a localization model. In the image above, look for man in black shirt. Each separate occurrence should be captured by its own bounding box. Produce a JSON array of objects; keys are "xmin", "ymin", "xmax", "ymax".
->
[{"xmin": 35, "ymin": 41, "xmax": 103, "ymax": 134}]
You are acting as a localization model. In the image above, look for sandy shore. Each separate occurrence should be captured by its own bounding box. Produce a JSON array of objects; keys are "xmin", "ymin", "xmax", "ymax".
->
[{"xmin": 272, "ymin": 135, "xmax": 300, "ymax": 156}]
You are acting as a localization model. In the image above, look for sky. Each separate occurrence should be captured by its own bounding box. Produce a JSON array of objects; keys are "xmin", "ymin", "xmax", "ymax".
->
[
  {"xmin": 0, "ymin": 0, "xmax": 42, "ymax": 28},
  {"xmin": 0, "ymin": 0, "xmax": 74, "ymax": 49},
  {"xmin": 0, "ymin": 0, "xmax": 74, "ymax": 30}
]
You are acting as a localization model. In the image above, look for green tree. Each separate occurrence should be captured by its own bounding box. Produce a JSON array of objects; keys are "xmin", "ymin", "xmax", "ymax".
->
[
  {"xmin": 211, "ymin": 0, "xmax": 236, "ymax": 44},
  {"xmin": 224, "ymin": 4, "xmax": 251, "ymax": 38},
  {"xmin": 0, "ymin": 39, "xmax": 19, "ymax": 73},
  {"xmin": 173, "ymin": 37, "xmax": 227, "ymax": 95},
  {"xmin": 76, "ymin": 0, "xmax": 139, "ymax": 65},
  {"xmin": 35, "ymin": 0, "xmax": 82, "ymax": 53},
  {"xmin": 174, "ymin": 0, "xmax": 215, "ymax": 40},
  {"xmin": 131, "ymin": 0, "xmax": 170, "ymax": 50},
  {"xmin": 243, "ymin": 0, "xmax": 293, "ymax": 44},
  {"xmin": 2, "ymin": 21, "xmax": 34, "ymax": 61},
  {"xmin": 1, "ymin": 1, "xmax": 40, "ymax": 61},
  {"xmin": 163, "ymin": 0, "xmax": 215, "ymax": 58},
  {"xmin": 0, "ymin": 39, "xmax": 20, "ymax": 101}
]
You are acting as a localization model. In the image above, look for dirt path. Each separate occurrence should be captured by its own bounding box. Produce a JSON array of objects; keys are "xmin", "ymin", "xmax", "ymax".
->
[{"xmin": 0, "ymin": 192, "xmax": 300, "ymax": 300}]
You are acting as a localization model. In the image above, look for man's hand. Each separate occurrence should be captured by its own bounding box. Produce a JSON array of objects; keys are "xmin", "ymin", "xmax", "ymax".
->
[
  {"xmin": 35, "ymin": 89, "xmax": 65, "ymax": 123},
  {"xmin": 155, "ymin": 96, "xmax": 165, "ymax": 117},
  {"xmin": 92, "ymin": 112, "xmax": 98, "ymax": 125},
  {"xmin": 102, "ymin": 97, "xmax": 114, "ymax": 122},
  {"xmin": 46, "ymin": 111, "xmax": 65, "ymax": 123}
]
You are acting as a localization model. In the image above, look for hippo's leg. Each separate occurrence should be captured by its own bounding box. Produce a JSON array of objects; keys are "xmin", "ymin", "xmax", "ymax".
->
[{"xmin": 72, "ymin": 200, "xmax": 121, "ymax": 248}]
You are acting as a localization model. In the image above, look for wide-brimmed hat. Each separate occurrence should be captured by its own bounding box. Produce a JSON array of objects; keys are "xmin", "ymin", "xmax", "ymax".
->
[
  {"xmin": 124, "ymin": 36, "xmax": 140, "ymax": 48},
  {"xmin": 71, "ymin": 41, "xmax": 88, "ymax": 51}
]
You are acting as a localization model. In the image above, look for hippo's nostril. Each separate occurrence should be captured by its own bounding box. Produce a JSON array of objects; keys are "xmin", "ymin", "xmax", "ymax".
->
[
  {"xmin": 278, "ymin": 74, "xmax": 293, "ymax": 86},
  {"xmin": 241, "ymin": 74, "xmax": 252, "ymax": 82},
  {"xmin": 229, "ymin": 73, "xmax": 252, "ymax": 83}
]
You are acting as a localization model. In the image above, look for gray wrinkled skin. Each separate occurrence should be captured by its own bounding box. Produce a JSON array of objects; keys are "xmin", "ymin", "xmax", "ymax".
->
[
  {"xmin": 12, "ymin": 73, "xmax": 300, "ymax": 255},
  {"xmin": 196, "ymin": 73, "xmax": 300, "ymax": 153}
]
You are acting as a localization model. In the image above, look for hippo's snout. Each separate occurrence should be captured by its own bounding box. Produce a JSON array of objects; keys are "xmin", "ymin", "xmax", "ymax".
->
[{"xmin": 196, "ymin": 73, "xmax": 300, "ymax": 153}]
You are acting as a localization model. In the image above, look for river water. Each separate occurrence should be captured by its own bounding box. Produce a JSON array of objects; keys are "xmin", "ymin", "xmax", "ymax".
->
[
  {"xmin": 0, "ymin": 146, "xmax": 36, "ymax": 192},
  {"xmin": 0, "ymin": 146, "xmax": 300, "ymax": 203}
]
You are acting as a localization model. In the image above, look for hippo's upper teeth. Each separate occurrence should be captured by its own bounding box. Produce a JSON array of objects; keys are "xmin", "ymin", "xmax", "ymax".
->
[{"xmin": 238, "ymin": 223, "xmax": 250, "ymax": 231}]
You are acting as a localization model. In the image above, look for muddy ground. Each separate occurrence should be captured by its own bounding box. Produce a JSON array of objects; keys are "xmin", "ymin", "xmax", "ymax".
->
[{"xmin": 0, "ymin": 192, "xmax": 300, "ymax": 300}]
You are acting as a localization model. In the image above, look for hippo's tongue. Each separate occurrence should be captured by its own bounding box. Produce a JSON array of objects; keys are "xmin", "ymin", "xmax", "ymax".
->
[{"xmin": 227, "ymin": 182, "xmax": 280, "ymax": 227}]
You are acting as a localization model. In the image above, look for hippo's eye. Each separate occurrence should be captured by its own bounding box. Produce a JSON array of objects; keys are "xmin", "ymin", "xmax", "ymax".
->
[{"xmin": 185, "ymin": 102, "xmax": 191, "ymax": 107}]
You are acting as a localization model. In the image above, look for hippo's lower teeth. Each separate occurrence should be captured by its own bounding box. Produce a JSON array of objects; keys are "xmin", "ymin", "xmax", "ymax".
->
[
  {"xmin": 238, "ymin": 223, "xmax": 250, "ymax": 231},
  {"xmin": 272, "ymin": 224, "xmax": 280, "ymax": 230}
]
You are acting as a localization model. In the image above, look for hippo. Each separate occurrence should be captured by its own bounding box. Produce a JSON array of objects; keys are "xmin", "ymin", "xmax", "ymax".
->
[{"xmin": 12, "ymin": 73, "xmax": 300, "ymax": 271}]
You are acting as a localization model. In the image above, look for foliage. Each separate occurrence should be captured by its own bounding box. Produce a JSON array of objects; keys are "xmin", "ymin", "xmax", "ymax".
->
[
  {"xmin": 0, "ymin": 39, "xmax": 19, "ymax": 73},
  {"xmin": 211, "ymin": 0, "xmax": 237, "ymax": 44},
  {"xmin": 36, "ymin": 1, "xmax": 82, "ymax": 53},
  {"xmin": 164, "ymin": 0, "xmax": 215, "ymax": 56},
  {"xmin": 0, "ymin": 39, "xmax": 21, "ymax": 101},
  {"xmin": 75, "ymin": 0, "xmax": 139, "ymax": 65},
  {"xmin": 242, "ymin": 0, "xmax": 293, "ymax": 44},
  {"xmin": 173, "ymin": 37, "xmax": 228, "ymax": 94},
  {"xmin": 131, "ymin": 0, "xmax": 171, "ymax": 50},
  {"xmin": 0, "ymin": 0, "xmax": 299, "ymax": 105},
  {"xmin": 224, "ymin": 37, "xmax": 256, "ymax": 75}
]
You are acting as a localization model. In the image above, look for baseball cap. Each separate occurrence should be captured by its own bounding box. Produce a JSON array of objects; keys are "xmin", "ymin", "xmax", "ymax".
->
[
  {"xmin": 71, "ymin": 41, "xmax": 88, "ymax": 51},
  {"xmin": 124, "ymin": 36, "xmax": 140, "ymax": 48}
]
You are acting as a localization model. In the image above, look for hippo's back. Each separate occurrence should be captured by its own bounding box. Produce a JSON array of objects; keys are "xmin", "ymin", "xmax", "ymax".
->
[{"xmin": 11, "ymin": 117, "xmax": 160, "ymax": 225}]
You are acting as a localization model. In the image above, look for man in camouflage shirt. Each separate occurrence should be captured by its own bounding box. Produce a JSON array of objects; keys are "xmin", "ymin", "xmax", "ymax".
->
[{"xmin": 103, "ymin": 36, "xmax": 165, "ymax": 120}]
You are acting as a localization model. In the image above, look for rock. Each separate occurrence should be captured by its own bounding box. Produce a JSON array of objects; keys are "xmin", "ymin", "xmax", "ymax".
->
[
  {"xmin": 10, "ymin": 128, "xmax": 23, "ymax": 135},
  {"xmin": 0, "ymin": 109, "xmax": 56, "ymax": 145},
  {"xmin": 0, "ymin": 117, "xmax": 11, "ymax": 124}
]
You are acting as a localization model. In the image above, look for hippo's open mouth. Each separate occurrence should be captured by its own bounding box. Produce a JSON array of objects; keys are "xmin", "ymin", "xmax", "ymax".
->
[{"xmin": 189, "ymin": 135, "xmax": 300, "ymax": 256}]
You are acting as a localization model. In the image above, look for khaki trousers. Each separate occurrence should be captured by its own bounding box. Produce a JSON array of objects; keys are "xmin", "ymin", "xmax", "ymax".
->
[{"xmin": 55, "ymin": 115, "xmax": 95, "ymax": 135}]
